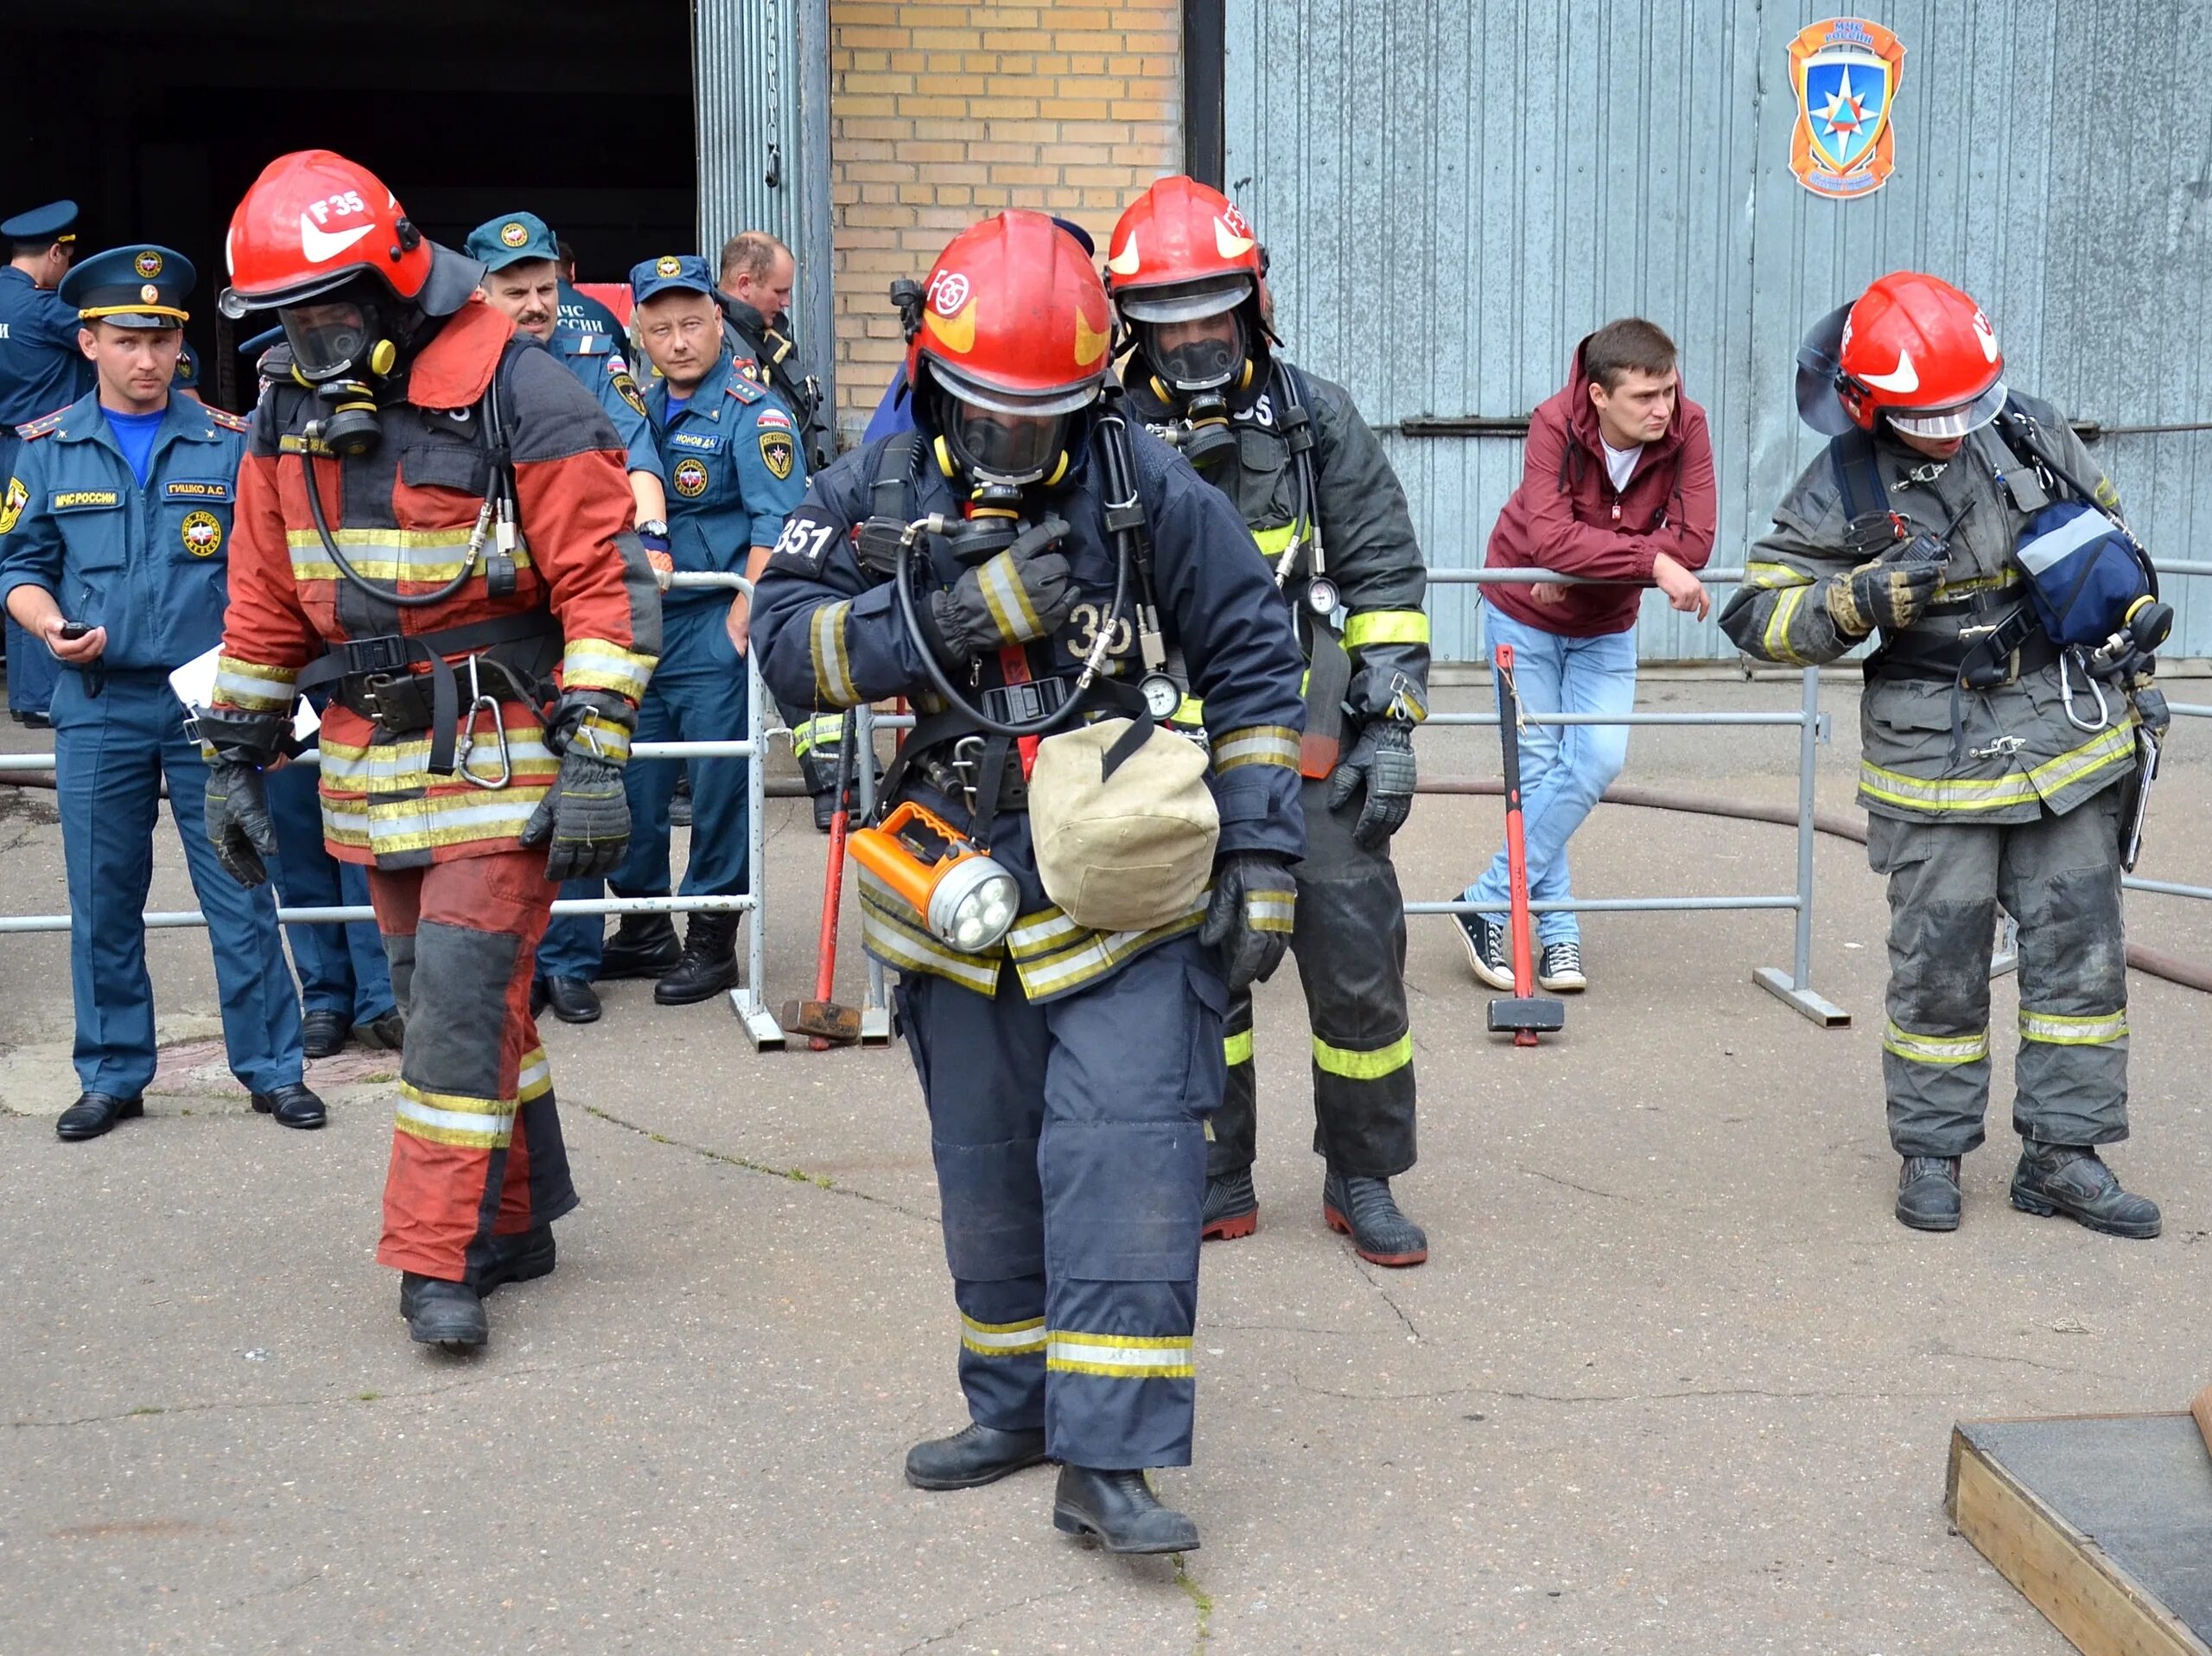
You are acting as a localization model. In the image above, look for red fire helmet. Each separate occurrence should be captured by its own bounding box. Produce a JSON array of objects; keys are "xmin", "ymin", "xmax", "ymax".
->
[
  {"xmin": 1834, "ymin": 271, "xmax": 2006, "ymax": 438},
  {"xmin": 1103, "ymin": 175, "xmax": 1262, "ymax": 324},
  {"xmin": 905, "ymin": 211, "xmax": 1114, "ymax": 417},
  {"xmin": 219, "ymin": 150, "xmax": 434, "ymax": 318}
]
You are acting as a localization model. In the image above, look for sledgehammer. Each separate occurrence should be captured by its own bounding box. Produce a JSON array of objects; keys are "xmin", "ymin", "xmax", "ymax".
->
[
  {"xmin": 783, "ymin": 731, "xmax": 863, "ymax": 1048},
  {"xmin": 1484, "ymin": 642, "xmax": 1566, "ymax": 1048}
]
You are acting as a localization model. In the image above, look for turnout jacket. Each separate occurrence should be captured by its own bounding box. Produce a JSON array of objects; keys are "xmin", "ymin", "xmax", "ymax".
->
[
  {"xmin": 753, "ymin": 422, "xmax": 1307, "ymax": 1002},
  {"xmin": 1720, "ymin": 392, "xmax": 2137, "ymax": 825},
  {"xmin": 211, "ymin": 297, "xmax": 661, "ymax": 868},
  {"xmin": 1125, "ymin": 361, "xmax": 1429, "ymax": 724}
]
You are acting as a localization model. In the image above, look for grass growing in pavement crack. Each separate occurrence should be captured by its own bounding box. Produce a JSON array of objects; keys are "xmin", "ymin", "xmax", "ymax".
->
[
  {"xmin": 582, "ymin": 1104, "xmax": 925, "ymax": 1216},
  {"xmin": 1173, "ymin": 1554, "xmax": 1213, "ymax": 1648}
]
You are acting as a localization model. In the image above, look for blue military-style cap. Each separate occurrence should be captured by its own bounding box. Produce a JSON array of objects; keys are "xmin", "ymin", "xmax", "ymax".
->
[
  {"xmin": 59, "ymin": 244, "xmax": 194, "ymax": 328},
  {"xmin": 629, "ymin": 252, "xmax": 715, "ymax": 304},
  {"xmin": 1, "ymin": 200, "xmax": 79, "ymax": 245},
  {"xmin": 466, "ymin": 211, "xmax": 562, "ymax": 274}
]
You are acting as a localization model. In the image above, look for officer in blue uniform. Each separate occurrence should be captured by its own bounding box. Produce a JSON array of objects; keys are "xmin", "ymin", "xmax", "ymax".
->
[
  {"xmin": 0, "ymin": 245, "xmax": 321, "ymax": 1140},
  {"xmin": 753, "ymin": 211, "xmax": 1306, "ymax": 1553},
  {"xmin": 226, "ymin": 327, "xmax": 403, "ymax": 1059},
  {"xmin": 607, "ymin": 254, "xmax": 805, "ymax": 1005},
  {"xmin": 556, "ymin": 239, "xmax": 626, "ymax": 350},
  {"xmin": 0, "ymin": 201, "xmax": 92, "ymax": 725}
]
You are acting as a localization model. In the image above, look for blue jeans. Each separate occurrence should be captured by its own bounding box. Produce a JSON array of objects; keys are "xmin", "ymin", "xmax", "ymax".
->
[
  {"xmin": 267, "ymin": 753, "xmax": 397, "ymax": 1021},
  {"xmin": 1465, "ymin": 604, "xmax": 1637, "ymax": 946}
]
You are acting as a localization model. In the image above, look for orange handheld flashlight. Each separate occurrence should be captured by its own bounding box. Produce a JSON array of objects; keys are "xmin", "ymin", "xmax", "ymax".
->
[{"xmin": 847, "ymin": 801, "xmax": 1020, "ymax": 953}]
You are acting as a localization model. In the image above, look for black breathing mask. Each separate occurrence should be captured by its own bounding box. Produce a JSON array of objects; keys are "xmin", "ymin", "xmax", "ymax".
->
[
  {"xmin": 281, "ymin": 291, "xmax": 402, "ymax": 458},
  {"xmin": 1141, "ymin": 315, "xmax": 1248, "ymax": 468}
]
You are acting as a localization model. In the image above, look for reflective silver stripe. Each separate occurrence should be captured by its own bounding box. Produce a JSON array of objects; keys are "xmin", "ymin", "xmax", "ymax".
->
[
  {"xmin": 2014, "ymin": 507, "xmax": 2111, "ymax": 576},
  {"xmin": 1742, "ymin": 561, "xmax": 1814, "ymax": 591},
  {"xmin": 977, "ymin": 551, "xmax": 1045, "ymax": 640},
  {"xmin": 811, "ymin": 602, "xmax": 859, "ymax": 706},
  {"xmin": 517, "ymin": 1048, "xmax": 553, "ymax": 1101},
  {"xmin": 1882, "ymin": 1020, "xmax": 1990, "ymax": 1066},
  {"xmin": 857, "ymin": 869, "xmax": 1002, "ymax": 994},
  {"xmin": 961, "ymin": 1314, "xmax": 1046, "ymax": 1356},
  {"xmin": 1210, "ymin": 725, "xmax": 1300, "ymax": 773},
  {"xmin": 213, "ymin": 655, "xmax": 299, "ymax": 712},
  {"xmin": 1249, "ymin": 891, "xmax": 1295, "ymax": 933},
  {"xmin": 1046, "ymin": 1332, "xmax": 1194, "ymax": 1380},
  {"xmin": 562, "ymin": 639, "xmax": 654, "ymax": 698},
  {"xmin": 2018, "ymin": 1009, "xmax": 2127, "ymax": 1046}
]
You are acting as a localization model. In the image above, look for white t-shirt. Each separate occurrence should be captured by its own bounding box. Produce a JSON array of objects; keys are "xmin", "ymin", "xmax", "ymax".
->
[{"xmin": 1601, "ymin": 436, "xmax": 1643, "ymax": 494}]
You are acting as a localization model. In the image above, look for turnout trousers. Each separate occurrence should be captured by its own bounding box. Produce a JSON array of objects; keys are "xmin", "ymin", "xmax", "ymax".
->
[
  {"xmin": 899, "ymin": 934, "xmax": 1226, "ymax": 1470},
  {"xmin": 1866, "ymin": 789, "xmax": 2129, "ymax": 1159},
  {"xmin": 1212, "ymin": 774, "xmax": 1415, "ymax": 1181},
  {"xmin": 53, "ymin": 670, "xmax": 303, "ymax": 1099},
  {"xmin": 365, "ymin": 846, "xmax": 577, "ymax": 1283},
  {"xmin": 612, "ymin": 596, "xmax": 750, "ymax": 902},
  {"xmin": 268, "ymin": 752, "xmax": 397, "ymax": 1022}
]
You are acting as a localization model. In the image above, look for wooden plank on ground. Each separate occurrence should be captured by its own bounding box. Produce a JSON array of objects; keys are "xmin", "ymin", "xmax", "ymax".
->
[
  {"xmin": 2192, "ymin": 1388, "xmax": 2211, "ymax": 1462},
  {"xmin": 1948, "ymin": 1418, "xmax": 2212, "ymax": 1656}
]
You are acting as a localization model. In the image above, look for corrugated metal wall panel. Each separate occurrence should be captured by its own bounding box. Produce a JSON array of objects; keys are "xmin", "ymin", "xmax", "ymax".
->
[{"xmin": 1226, "ymin": 1, "xmax": 2212, "ymax": 663}]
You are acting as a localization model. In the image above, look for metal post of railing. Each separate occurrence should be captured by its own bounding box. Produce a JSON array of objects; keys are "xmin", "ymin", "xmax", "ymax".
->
[
  {"xmin": 1751, "ymin": 666, "xmax": 1847, "ymax": 1026},
  {"xmin": 850, "ymin": 702, "xmax": 893, "ymax": 1045}
]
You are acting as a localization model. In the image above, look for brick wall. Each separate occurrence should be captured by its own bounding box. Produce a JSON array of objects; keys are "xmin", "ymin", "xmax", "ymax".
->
[{"xmin": 828, "ymin": 0, "xmax": 1183, "ymax": 441}]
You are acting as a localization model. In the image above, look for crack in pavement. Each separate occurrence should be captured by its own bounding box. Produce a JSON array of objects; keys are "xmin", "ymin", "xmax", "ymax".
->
[
  {"xmin": 223, "ymin": 1568, "xmax": 327, "ymax": 1611},
  {"xmin": 1344, "ymin": 1252, "xmax": 1423, "ymax": 1344},
  {"xmin": 11, "ymin": 1356, "xmax": 639, "ymax": 1430},
  {"xmin": 1173, "ymin": 1552, "xmax": 1214, "ymax": 1650},
  {"xmin": 582, "ymin": 1104, "xmax": 933, "ymax": 1224},
  {"xmin": 897, "ymin": 1582, "xmax": 1087, "ymax": 1653},
  {"xmin": 1514, "ymin": 1163, "xmax": 1641, "ymax": 1204},
  {"xmin": 1290, "ymin": 1376, "xmax": 1961, "ymax": 1405}
]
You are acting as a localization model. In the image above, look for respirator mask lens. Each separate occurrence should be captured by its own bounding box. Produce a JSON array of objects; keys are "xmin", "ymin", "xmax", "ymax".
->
[
  {"xmin": 949, "ymin": 400, "xmax": 1068, "ymax": 485},
  {"xmin": 1146, "ymin": 314, "xmax": 1245, "ymax": 394},
  {"xmin": 282, "ymin": 301, "xmax": 375, "ymax": 383}
]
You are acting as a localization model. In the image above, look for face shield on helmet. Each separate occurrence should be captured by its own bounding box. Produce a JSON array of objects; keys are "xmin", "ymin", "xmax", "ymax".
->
[
  {"xmin": 1121, "ymin": 275, "xmax": 1251, "ymax": 394},
  {"xmin": 929, "ymin": 360, "xmax": 1096, "ymax": 487},
  {"xmin": 1884, "ymin": 379, "xmax": 2009, "ymax": 440},
  {"xmin": 281, "ymin": 296, "xmax": 383, "ymax": 383}
]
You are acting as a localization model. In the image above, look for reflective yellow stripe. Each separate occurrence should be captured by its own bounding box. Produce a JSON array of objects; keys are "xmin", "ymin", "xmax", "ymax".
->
[
  {"xmin": 1251, "ymin": 523, "xmax": 1298, "ymax": 558},
  {"xmin": 1007, "ymin": 907, "xmax": 1209, "ymax": 1001},
  {"xmin": 1341, "ymin": 608, "xmax": 1430, "ymax": 651},
  {"xmin": 1858, "ymin": 723, "xmax": 2137, "ymax": 814},
  {"xmin": 1223, "ymin": 1028, "xmax": 1254, "ymax": 1066},
  {"xmin": 284, "ymin": 525, "xmax": 509, "ymax": 584},
  {"xmin": 1742, "ymin": 561, "xmax": 1814, "ymax": 591},
  {"xmin": 810, "ymin": 601, "xmax": 858, "ymax": 707},
  {"xmin": 571, "ymin": 711, "xmax": 632, "ymax": 763},
  {"xmin": 562, "ymin": 638, "xmax": 655, "ymax": 699},
  {"xmin": 1046, "ymin": 1330, "xmax": 1194, "ymax": 1380},
  {"xmin": 1761, "ymin": 585, "xmax": 1813, "ymax": 666},
  {"xmin": 856, "ymin": 869, "xmax": 1001, "ymax": 995},
  {"xmin": 211, "ymin": 654, "xmax": 301, "ymax": 714},
  {"xmin": 2018, "ymin": 1009, "xmax": 2127, "ymax": 1047},
  {"xmin": 961, "ymin": 1313, "xmax": 1046, "ymax": 1357},
  {"xmin": 1171, "ymin": 695, "xmax": 1207, "ymax": 728},
  {"xmin": 977, "ymin": 551, "xmax": 1045, "ymax": 641},
  {"xmin": 1312, "ymin": 1030, "xmax": 1414, "ymax": 1080},
  {"xmin": 395, "ymin": 1080, "xmax": 517, "ymax": 1150},
  {"xmin": 1210, "ymin": 724, "xmax": 1300, "ymax": 773},
  {"xmin": 1882, "ymin": 1020, "xmax": 1990, "ymax": 1066},
  {"xmin": 1933, "ymin": 569, "xmax": 2019, "ymax": 602},
  {"xmin": 1249, "ymin": 889, "xmax": 1296, "ymax": 933},
  {"xmin": 517, "ymin": 1048, "xmax": 552, "ymax": 1103},
  {"xmin": 790, "ymin": 712, "xmax": 846, "ymax": 756}
]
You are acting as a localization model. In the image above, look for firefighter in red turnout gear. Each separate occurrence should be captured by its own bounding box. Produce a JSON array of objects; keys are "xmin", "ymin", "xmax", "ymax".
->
[{"xmin": 201, "ymin": 152, "xmax": 661, "ymax": 1348}]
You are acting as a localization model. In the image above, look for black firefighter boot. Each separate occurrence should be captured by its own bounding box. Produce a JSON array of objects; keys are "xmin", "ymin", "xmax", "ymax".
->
[
  {"xmin": 796, "ymin": 747, "xmax": 842, "ymax": 833},
  {"xmin": 1201, "ymin": 1169, "xmax": 1259, "ymax": 1241},
  {"xmin": 1322, "ymin": 1170, "xmax": 1429, "ymax": 1267},
  {"xmin": 1052, "ymin": 1466, "xmax": 1199, "ymax": 1554},
  {"xmin": 400, "ymin": 1275, "xmax": 488, "ymax": 1349},
  {"xmin": 904, "ymin": 1422, "xmax": 1050, "ymax": 1490},
  {"xmin": 599, "ymin": 912, "xmax": 682, "ymax": 980},
  {"xmin": 654, "ymin": 912, "xmax": 741, "ymax": 1005},
  {"xmin": 1895, "ymin": 1156, "xmax": 1962, "ymax": 1231},
  {"xmin": 2010, "ymin": 1143, "xmax": 2162, "ymax": 1239}
]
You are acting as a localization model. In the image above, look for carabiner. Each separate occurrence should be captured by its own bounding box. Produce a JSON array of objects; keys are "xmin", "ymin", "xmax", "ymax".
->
[
  {"xmin": 2058, "ymin": 651, "xmax": 2111, "ymax": 736},
  {"xmin": 454, "ymin": 655, "xmax": 512, "ymax": 789}
]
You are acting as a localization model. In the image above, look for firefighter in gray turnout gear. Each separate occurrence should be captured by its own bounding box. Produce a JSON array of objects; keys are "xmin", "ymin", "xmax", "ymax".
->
[
  {"xmin": 1721, "ymin": 271, "xmax": 2161, "ymax": 1239},
  {"xmin": 753, "ymin": 212, "xmax": 1306, "ymax": 1555},
  {"xmin": 1107, "ymin": 176, "xmax": 1429, "ymax": 1267}
]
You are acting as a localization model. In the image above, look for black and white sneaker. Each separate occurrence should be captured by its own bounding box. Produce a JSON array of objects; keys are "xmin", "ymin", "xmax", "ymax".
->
[
  {"xmin": 1457, "ymin": 912, "xmax": 1516, "ymax": 990},
  {"xmin": 1537, "ymin": 940, "xmax": 1587, "ymax": 993}
]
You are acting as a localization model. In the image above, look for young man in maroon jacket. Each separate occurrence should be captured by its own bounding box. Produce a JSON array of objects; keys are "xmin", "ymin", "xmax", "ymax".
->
[{"xmin": 1459, "ymin": 319, "xmax": 1716, "ymax": 992}]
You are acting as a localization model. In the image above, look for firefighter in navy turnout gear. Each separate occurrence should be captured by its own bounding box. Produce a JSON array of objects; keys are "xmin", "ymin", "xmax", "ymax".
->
[
  {"xmin": 1722, "ymin": 271, "xmax": 2161, "ymax": 1239},
  {"xmin": 753, "ymin": 211, "xmax": 1307, "ymax": 1555},
  {"xmin": 204, "ymin": 152, "xmax": 662, "ymax": 1349},
  {"xmin": 1109, "ymin": 177, "xmax": 1430, "ymax": 1267}
]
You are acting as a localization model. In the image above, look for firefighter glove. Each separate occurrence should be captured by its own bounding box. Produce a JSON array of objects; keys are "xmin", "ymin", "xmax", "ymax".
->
[
  {"xmin": 1827, "ymin": 557, "xmax": 1942, "ymax": 638},
  {"xmin": 520, "ymin": 748, "xmax": 632, "ymax": 882},
  {"xmin": 205, "ymin": 759, "xmax": 279, "ymax": 889},
  {"xmin": 1326, "ymin": 720, "xmax": 1418, "ymax": 850},
  {"xmin": 1201, "ymin": 851, "xmax": 1297, "ymax": 991},
  {"xmin": 541, "ymin": 689, "xmax": 638, "ymax": 761},
  {"xmin": 929, "ymin": 545, "xmax": 1077, "ymax": 662}
]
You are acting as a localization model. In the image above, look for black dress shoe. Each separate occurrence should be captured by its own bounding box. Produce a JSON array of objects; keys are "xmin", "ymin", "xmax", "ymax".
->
[
  {"xmin": 538, "ymin": 976, "xmax": 601, "ymax": 1024},
  {"xmin": 355, "ymin": 1010, "xmax": 405, "ymax": 1050},
  {"xmin": 16, "ymin": 710, "xmax": 51, "ymax": 729},
  {"xmin": 399, "ymin": 1274, "xmax": 488, "ymax": 1347},
  {"xmin": 1896, "ymin": 1156, "xmax": 1962, "ymax": 1232},
  {"xmin": 904, "ymin": 1422, "xmax": 1050, "ymax": 1490},
  {"xmin": 300, "ymin": 1010, "xmax": 352, "ymax": 1059},
  {"xmin": 1321, "ymin": 1170, "xmax": 1429, "ymax": 1266},
  {"xmin": 1052, "ymin": 1465, "xmax": 1198, "ymax": 1553},
  {"xmin": 2011, "ymin": 1143, "xmax": 2161, "ymax": 1239},
  {"xmin": 251, "ymin": 1083, "xmax": 327, "ymax": 1130},
  {"xmin": 55, "ymin": 1092, "xmax": 143, "ymax": 1141},
  {"xmin": 599, "ymin": 913, "xmax": 682, "ymax": 979},
  {"xmin": 653, "ymin": 913, "xmax": 741, "ymax": 1005},
  {"xmin": 477, "ymin": 1225, "xmax": 557, "ymax": 1296}
]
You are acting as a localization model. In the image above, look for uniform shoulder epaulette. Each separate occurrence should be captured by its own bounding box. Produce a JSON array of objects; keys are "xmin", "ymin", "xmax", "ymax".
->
[
  {"xmin": 724, "ymin": 373, "xmax": 765, "ymax": 405},
  {"xmin": 15, "ymin": 410, "xmax": 66, "ymax": 443},
  {"xmin": 205, "ymin": 406, "xmax": 251, "ymax": 434}
]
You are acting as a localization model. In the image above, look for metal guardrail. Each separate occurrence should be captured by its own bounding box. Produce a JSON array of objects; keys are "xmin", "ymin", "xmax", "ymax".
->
[{"xmin": 0, "ymin": 570, "xmax": 788, "ymax": 1049}]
